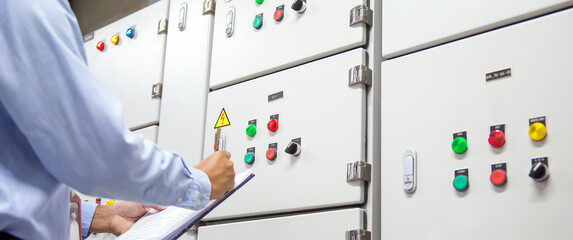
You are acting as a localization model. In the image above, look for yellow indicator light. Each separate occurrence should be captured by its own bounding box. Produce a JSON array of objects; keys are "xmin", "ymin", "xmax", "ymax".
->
[
  {"xmin": 111, "ymin": 35, "xmax": 119, "ymax": 45},
  {"xmin": 528, "ymin": 122, "xmax": 547, "ymax": 141}
]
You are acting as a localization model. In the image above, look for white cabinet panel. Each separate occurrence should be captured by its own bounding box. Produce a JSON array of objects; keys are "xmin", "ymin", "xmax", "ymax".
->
[
  {"xmin": 198, "ymin": 209, "xmax": 364, "ymax": 240},
  {"xmin": 382, "ymin": 0, "xmax": 573, "ymax": 58},
  {"xmin": 157, "ymin": 0, "xmax": 214, "ymax": 167},
  {"xmin": 210, "ymin": 0, "xmax": 368, "ymax": 89},
  {"xmin": 83, "ymin": 1, "xmax": 169, "ymax": 130},
  {"xmin": 203, "ymin": 49, "xmax": 368, "ymax": 220},
  {"xmin": 381, "ymin": 9, "xmax": 573, "ymax": 239}
]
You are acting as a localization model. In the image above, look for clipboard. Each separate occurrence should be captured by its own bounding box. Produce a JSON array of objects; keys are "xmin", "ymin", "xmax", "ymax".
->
[{"xmin": 117, "ymin": 170, "xmax": 255, "ymax": 240}]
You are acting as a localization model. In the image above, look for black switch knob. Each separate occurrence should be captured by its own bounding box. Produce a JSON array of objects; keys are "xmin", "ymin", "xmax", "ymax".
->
[
  {"xmin": 291, "ymin": 0, "xmax": 307, "ymax": 14},
  {"xmin": 285, "ymin": 141, "xmax": 301, "ymax": 156},
  {"xmin": 529, "ymin": 162, "xmax": 549, "ymax": 182}
]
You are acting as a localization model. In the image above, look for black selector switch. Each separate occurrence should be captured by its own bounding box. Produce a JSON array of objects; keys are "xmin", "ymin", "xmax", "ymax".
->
[
  {"xmin": 291, "ymin": 0, "xmax": 307, "ymax": 14},
  {"xmin": 285, "ymin": 141, "xmax": 301, "ymax": 156},
  {"xmin": 529, "ymin": 162, "xmax": 549, "ymax": 182}
]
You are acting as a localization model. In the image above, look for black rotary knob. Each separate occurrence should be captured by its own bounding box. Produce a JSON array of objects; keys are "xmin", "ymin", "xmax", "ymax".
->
[
  {"xmin": 529, "ymin": 162, "xmax": 549, "ymax": 182},
  {"xmin": 285, "ymin": 141, "xmax": 301, "ymax": 156},
  {"xmin": 291, "ymin": 0, "xmax": 307, "ymax": 14}
]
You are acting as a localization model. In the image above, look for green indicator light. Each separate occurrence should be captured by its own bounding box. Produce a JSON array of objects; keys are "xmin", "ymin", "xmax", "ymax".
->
[
  {"xmin": 244, "ymin": 152, "xmax": 255, "ymax": 164},
  {"xmin": 453, "ymin": 175, "xmax": 469, "ymax": 191},
  {"xmin": 255, "ymin": 0, "xmax": 264, "ymax": 4},
  {"xmin": 451, "ymin": 137, "xmax": 468, "ymax": 154},
  {"xmin": 246, "ymin": 124, "xmax": 257, "ymax": 137},
  {"xmin": 253, "ymin": 17, "xmax": 262, "ymax": 29}
]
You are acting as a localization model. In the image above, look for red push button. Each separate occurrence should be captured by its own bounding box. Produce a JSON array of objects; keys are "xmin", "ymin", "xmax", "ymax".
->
[
  {"xmin": 490, "ymin": 169, "xmax": 507, "ymax": 186},
  {"xmin": 267, "ymin": 119, "xmax": 279, "ymax": 132},
  {"xmin": 96, "ymin": 41, "xmax": 104, "ymax": 51},
  {"xmin": 488, "ymin": 130, "xmax": 505, "ymax": 147},
  {"xmin": 266, "ymin": 148, "xmax": 277, "ymax": 160},
  {"xmin": 274, "ymin": 9, "xmax": 284, "ymax": 21}
]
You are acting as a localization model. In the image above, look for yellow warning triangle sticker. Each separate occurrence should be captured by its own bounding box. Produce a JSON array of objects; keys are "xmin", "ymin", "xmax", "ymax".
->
[{"xmin": 214, "ymin": 108, "xmax": 231, "ymax": 128}]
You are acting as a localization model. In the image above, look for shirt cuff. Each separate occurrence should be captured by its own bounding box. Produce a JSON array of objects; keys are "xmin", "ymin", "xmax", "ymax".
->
[
  {"xmin": 80, "ymin": 202, "xmax": 98, "ymax": 238},
  {"xmin": 182, "ymin": 165, "xmax": 211, "ymax": 210}
]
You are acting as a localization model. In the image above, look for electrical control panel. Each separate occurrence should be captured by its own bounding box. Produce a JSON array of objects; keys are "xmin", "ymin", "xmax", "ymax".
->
[
  {"xmin": 209, "ymin": 0, "xmax": 369, "ymax": 89},
  {"xmin": 382, "ymin": 0, "xmax": 573, "ymax": 58},
  {"xmin": 83, "ymin": 1, "xmax": 169, "ymax": 130},
  {"xmin": 203, "ymin": 49, "xmax": 368, "ymax": 220},
  {"xmin": 198, "ymin": 209, "xmax": 365, "ymax": 240},
  {"xmin": 156, "ymin": 0, "xmax": 214, "ymax": 167},
  {"xmin": 381, "ymin": 9, "xmax": 573, "ymax": 239}
]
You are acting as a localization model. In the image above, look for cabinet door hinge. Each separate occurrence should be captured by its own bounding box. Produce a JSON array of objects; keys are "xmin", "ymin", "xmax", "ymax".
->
[
  {"xmin": 349, "ymin": 65, "xmax": 372, "ymax": 87},
  {"xmin": 158, "ymin": 18, "xmax": 168, "ymax": 34},
  {"xmin": 203, "ymin": 0, "xmax": 216, "ymax": 15},
  {"xmin": 346, "ymin": 229, "xmax": 371, "ymax": 240},
  {"xmin": 350, "ymin": 5, "xmax": 373, "ymax": 27},
  {"xmin": 151, "ymin": 82, "xmax": 163, "ymax": 98},
  {"xmin": 347, "ymin": 161, "xmax": 371, "ymax": 182}
]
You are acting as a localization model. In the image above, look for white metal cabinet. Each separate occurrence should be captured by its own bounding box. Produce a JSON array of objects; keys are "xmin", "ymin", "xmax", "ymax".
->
[
  {"xmin": 381, "ymin": 9, "xmax": 573, "ymax": 239},
  {"xmin": 83, "ymin": 1, "xmax": 169, "ymax": 130},
  {"xmin": 382, "ymin": 0, "xmax": 573, "ymax": 58},
  {"xmin": 203, "ymin": 49, "xmax": 368, "ymax": 220},
  {"xmin": 210, "ymin": 0, "xmax": 369, "ymax": 89},
  {"xmin": 157, "ymin": 0, "xmax": 214, "ymax": 167},
  {"xmin": 198, "ymin": 209, "xmax": 365, "ymax": 240}
]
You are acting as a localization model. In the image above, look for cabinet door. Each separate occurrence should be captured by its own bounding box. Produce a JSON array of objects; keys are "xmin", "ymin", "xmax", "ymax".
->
[
  {"xmin": 203, "ymin": 49, "xmax": 368, "ymax": 220},
  {"xmin": 157, "ymin": 0, "xmax": 214, "ymax": 167},
  {"xmin": 198, "ymin": 209, "xmax": 364, "ymax": 240},
  {"xmin": 383, "ymin": 0, "xmax": 573, "ymax": 58},
  {"xmin": 84, "ymin": 1, "xmax": 169, "ymax": 130},
  {"xmin": 210, "ymin": 0, "xmax": 368, "ymax": 89},
  {"xmin": 381, "ymin": 9, "xmax": 573, "ymax": 240}
]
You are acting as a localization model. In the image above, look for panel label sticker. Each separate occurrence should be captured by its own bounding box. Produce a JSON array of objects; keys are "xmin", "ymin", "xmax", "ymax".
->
[
  {"xmin": 214, "ymin": 108, "xmax": 231, "ymax": 128},
  {"xmin": 491, "ymin": 162, "xmax": 507, "ymax": 171},
  {"xmin": 490, "ymin": 124, "xmax": 505, "ymax": 133},
  {"xmin": 83, "ymin": 32, "xmax": 94, "ymax": 43},
  {"xmin": 529, "ymin": 116, "xmax": 546, "ymax": 126},
  {"xmin": 453, "ymin": 131, "xmax": 467, "ymax": 140},
  {"xmin": 486, "ymin": 68, "xmax": 512, "ymax": 81},
  {"xmin": 455, "ymin": 168, "xmax": 469, "ymax": 177},
  {"xmin": 268, "ymin": 91, "xmax": 284, "ymax": 102},
  {"xmin": 531, "ymin": 157, "xmax": 548, "ymax": 166}
]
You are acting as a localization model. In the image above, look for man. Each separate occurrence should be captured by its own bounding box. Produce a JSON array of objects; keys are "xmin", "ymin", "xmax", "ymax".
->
[{"xmin": 0, "ymin": 0, "xmax": 235, "ymax": 239}]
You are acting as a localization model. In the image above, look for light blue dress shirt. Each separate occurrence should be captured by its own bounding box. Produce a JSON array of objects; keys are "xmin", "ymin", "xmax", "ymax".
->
[
  {"xmin": 81, "ymin": 202, "xmax": 98, "ymax": 239},
  {"xmin": 0, "ymin": 0, "xmax": 211, "ymax": 239}
]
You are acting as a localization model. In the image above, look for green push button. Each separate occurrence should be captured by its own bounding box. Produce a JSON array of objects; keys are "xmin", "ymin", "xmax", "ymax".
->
[
  {"xmin": 246, "ymin": 124, "xmax": 257, "ymax": 137},
  {"xmin": 255, "ymin": 0, "xmax": 263, "ymax": 4},
  {"xmin": 244, "ymin": 152, "xmax": 255, "ymax": 164},
  {"xmin": 453, "ymin": 175, "xmax": 469, "ymax": 191},
  {"xmin": 451, "ymin": 137, "xmax": 468, "ymax": 154},
  {"xmin": 253, "ymin": 17, "xmax": 263, "ymax": 29}
]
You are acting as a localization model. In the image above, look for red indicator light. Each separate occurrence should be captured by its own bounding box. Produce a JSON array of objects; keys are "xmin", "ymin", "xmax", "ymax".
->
[
  {"xmin": 490, "ymin": 169, "xmax": 507, "ymax": 186},
  {"xmin": 488, "ymin": 130, "xmax": 505, "ymax": 147},
  {"xmin": 274, "ymin": 9, "xmax": 284, "ymax": 21},
  {"xmin": 96, "ymin": 41, "xmax": 104, "ymax": 51},
  {"xmin": 267, "ymin": 119, "xmax": 279, "ymax": 132},
  {"xmin": 266, "ymin": 148, "xmax": 277, "ymax": 160}
]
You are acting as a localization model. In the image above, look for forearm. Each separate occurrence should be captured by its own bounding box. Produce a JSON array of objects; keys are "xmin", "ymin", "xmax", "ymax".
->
[{"xmin": 88, "ymin": 205, "xmax": 113, "ymax": 234}]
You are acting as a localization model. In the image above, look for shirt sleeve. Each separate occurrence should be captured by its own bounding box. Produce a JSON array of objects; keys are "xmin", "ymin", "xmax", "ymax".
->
[
  {"xmin": 0, "ymin": 0, "xmax": 210, "ymax": 209},
  {"xmin": 80, "ymin": 202, "xmax": 98, "ymax": 239}
]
